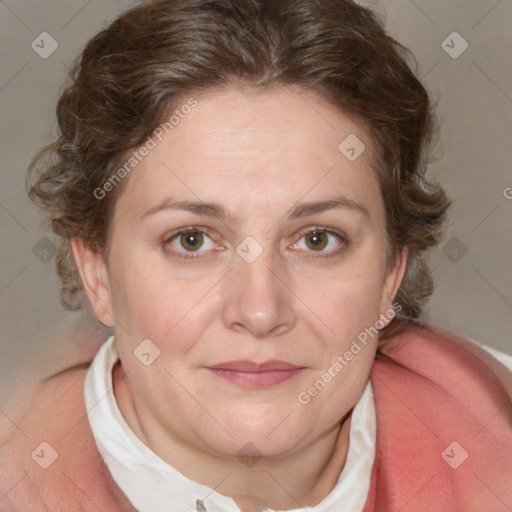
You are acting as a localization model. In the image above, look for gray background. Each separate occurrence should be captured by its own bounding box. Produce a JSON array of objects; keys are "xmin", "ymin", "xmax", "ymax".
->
[{"xmin": 1, "ymin": 0, "xmax": 511, "ymax": 397}]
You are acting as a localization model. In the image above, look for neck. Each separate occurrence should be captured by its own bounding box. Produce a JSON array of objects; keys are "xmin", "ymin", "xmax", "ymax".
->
[{"xmin": 113, "ymin": 361, "xmax": 351, "ymax": 511}]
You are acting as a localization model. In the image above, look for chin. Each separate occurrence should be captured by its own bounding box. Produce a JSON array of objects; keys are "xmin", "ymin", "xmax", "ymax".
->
[{"xmin": 199, "ymin": 412, "xmax": 307, "ymax": 461}]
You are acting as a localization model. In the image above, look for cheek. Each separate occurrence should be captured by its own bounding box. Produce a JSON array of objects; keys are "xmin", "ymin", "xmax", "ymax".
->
[
  {"xmin": 304, "ymin": 266, "xmax": 384, "ymax": 400},
  {"xmin": 109, "ymin": 253, "xmax": 219, "ymax": 346},
  {"xmin": 305, "ymin": 256, "xmax": 387, "ymax": 336}
]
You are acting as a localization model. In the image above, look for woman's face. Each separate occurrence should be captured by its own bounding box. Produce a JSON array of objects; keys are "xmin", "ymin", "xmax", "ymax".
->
[{"xmin": 79, "ymin": 85, "xmax": 405, "ymax": 459}]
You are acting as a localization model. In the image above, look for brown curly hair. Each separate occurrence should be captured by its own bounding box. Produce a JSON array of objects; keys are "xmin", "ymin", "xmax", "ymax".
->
[{"xmin": 27, "ymin": 0, "xmax": 451, "ymax": 339}]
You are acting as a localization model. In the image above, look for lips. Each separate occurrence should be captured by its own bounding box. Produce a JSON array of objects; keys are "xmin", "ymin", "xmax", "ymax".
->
[
  {"xmin": 208, "ymin": 360, "xmax": 304, "ymax": 372},
  {"xmin": 206, "ymin": 360, "xmax": 306, "ymax": 387}
]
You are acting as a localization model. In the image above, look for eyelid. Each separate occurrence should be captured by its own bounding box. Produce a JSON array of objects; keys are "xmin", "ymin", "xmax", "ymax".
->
[
  {"xmin": 294, "ymin": 225, "xmax": 347, "ymax": 240},
  {"xmin": 163, "ymin": 226, "xmax": 216, "ymax": 242}
]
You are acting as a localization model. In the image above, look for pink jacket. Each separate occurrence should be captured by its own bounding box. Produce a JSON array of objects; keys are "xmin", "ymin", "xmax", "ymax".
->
[{"xmin": 364, "ymin": 318, "xmax": 512, "ymax": 511}]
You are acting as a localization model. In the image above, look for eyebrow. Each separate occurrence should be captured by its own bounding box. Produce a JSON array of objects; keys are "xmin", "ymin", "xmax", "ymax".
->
[{"xmin": 141, "ymin": 196, "xmax": 369, "ymax": 222}]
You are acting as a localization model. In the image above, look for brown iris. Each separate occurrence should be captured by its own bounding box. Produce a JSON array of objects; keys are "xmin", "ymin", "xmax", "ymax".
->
[
  {"xmin": 305, "ymin": 230, "xmax": 328, "ymax": 251},
  {"xmin": 180, "ymin": 230, "xmax": 204, "ymax": 251}
]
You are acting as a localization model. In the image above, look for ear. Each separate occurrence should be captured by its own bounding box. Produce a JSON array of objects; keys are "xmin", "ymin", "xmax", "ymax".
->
[
  {"xmin": 70, "ymin": 237, "xmax": 114, "ymax": 327},
  {"xmin": 379, "ymin": 247, "xmax": 408, "ymax": 322}
]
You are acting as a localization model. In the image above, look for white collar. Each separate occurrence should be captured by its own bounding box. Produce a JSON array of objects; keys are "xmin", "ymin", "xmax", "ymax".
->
[{"xmin": 84, "ymin": 336, "xmax": 375, "ymax": 512}]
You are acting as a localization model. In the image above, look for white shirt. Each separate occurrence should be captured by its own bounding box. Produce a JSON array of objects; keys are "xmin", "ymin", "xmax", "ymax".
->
[{"xmin": 84, "ymin": 335, "xmax": 377, "ymax": 512}]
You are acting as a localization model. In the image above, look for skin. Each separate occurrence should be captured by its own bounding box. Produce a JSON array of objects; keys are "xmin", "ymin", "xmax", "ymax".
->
[{"xmin": 72, "ymin": 85, "xmax": 407, "ymax": 511}]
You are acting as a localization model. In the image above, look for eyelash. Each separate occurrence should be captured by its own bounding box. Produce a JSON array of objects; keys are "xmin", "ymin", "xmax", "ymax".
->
[{"xmin": 162, "ymin": 226, "xmax": 349, "ymax": 261}]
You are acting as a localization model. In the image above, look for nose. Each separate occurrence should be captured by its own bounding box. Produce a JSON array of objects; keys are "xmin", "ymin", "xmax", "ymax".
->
[{"xmin": 221, "ymin": 244, "xmax": 296, "ymax": 339}]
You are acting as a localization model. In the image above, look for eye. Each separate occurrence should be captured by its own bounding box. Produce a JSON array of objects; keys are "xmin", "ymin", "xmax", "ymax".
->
[
  {"xmin": 163, "ymin": 226, "xmax": 347, "ymax": 260},
  {"xmin": 164, "ymin": 228, "xmax": 216, "ymax": 257},
  {"xmin": 292, "ymin": 228, "xmax": 347, "ymax": 256}
]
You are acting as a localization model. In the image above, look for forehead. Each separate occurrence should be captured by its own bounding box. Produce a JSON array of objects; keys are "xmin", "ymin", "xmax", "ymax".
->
[
  {"xmin": 113, "ymin": 85, "xmax": 382, "ymax": 221},
  {"xmin": 168, "ymin": 85, "xmax": 371, "ymax": 162}
]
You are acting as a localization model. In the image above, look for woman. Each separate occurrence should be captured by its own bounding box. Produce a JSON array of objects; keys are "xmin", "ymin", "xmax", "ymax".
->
[{"xmin": 1, "ymin": 0, "xmax": 510, "ymax": 510}]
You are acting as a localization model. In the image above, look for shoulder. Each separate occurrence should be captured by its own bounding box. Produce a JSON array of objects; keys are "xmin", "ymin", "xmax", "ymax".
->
[
  {"xmin": 0, "ymin": 368, "xmax": 74, "ymax": 508},
  {"xmin": 369, "ymin": 317, "xmax": 512, "ymax": 510},
  {"xmin": 372, "ymin": 317, "xmax": 512, "ymax": 428},
  {"xmin": 374, "ymin": 317, "xmax": 512, "ymax": 398},
  {"xmin": 0, "ymin": 364, "xmax": 134, "ymax": 511}
]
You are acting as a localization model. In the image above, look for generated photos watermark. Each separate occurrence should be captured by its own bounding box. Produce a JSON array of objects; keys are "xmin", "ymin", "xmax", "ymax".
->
[
  {"xmin": 94, "ymin": 97, "xmax": 198, "ymax": 200},
  {"xmin": 297, "ymin": 303, "xmax": 402, "ymax": 405}
]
